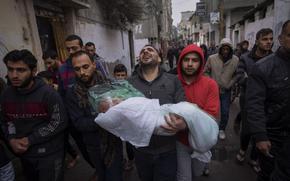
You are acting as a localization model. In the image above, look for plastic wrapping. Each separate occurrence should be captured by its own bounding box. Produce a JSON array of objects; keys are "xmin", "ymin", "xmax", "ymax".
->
[{"xmin": 88, "ymin": 80, "xmax": 144, "ymax": 112}]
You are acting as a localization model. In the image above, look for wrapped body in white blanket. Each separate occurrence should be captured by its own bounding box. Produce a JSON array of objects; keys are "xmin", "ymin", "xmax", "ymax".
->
[{"xmin": 95, "ymin": 97, "xmax": 218, "ymax": 161}]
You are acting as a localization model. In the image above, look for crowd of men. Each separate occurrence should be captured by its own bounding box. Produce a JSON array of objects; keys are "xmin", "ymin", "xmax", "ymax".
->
[{"xmin": 0, "ymin": 20, "xmax": 290, "ymax": 181}]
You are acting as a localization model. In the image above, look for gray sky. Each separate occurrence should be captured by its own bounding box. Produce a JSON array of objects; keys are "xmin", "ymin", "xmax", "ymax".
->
[{"xmin": 172, "ymin": 0, "xmax": 198, "ymax": 26}]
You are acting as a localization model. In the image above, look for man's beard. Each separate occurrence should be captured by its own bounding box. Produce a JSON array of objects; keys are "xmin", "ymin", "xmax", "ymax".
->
[
  {"xmin": 181, "ymin": 68, "xmax": 198, "ymax": 77},
  {"xmin": 18, "ymin": 75, "xmax": 34, "ymax": 89},
  {"xmin": 140, "ymin": 58, "xmax": 159, "ymax": 69},
  {"xmin": 77, "ymin": 74, "xmax": 95, "ymax": 86}
]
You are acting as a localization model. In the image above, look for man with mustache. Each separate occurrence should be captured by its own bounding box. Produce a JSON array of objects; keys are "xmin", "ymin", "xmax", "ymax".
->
[
  {"xmin": 65, "ymin": 51, "xmax": 123, "ymax": 181},
  {"xmin": 128, "ymin": 45, "xmax": 186, "ymax": 181}
]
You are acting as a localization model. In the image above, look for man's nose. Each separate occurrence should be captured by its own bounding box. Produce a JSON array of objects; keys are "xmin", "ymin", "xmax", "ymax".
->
[
  {"xmin": 10, "ymin": 71, "xmax": 19, "ymax": 78},
  {"xmin": 69, "ymin": 49, "xmax": 74, "ymax": 54}
]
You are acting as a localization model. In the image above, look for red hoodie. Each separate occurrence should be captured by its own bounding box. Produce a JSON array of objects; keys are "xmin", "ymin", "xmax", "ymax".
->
[{"xmin": 177, "ymin": 44, "xmax": 220, "ymax": 146}]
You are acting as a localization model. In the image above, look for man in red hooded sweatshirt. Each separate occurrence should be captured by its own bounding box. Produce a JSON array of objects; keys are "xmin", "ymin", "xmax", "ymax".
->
[{"xmin": 176, "ymin": 44, "xmax": 220, "ymax": 180}]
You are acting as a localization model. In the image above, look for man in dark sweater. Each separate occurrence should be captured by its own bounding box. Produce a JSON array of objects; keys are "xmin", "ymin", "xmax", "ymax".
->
[
  {"xmin": 65, "ymin": 51, "xmax": 123, "ymax": 181},
  {"xmin": 0, "ymin": 49, "xmax": 67, "ymax": 181},
  {"xmin": 128, "ymin": 45, "xmax": 186, "ymax": 181}
]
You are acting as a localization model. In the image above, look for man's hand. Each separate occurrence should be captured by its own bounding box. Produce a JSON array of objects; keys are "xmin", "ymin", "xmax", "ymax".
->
[
  {"xmin": 9, "ymin": 137, "xmax": 29, "ymax": 154},
  {"xmin": 161, "ymin": 113, "xmax": 187, "ymax": 134},
  {"xmin": 256, "ymin": 141, "xmax": 272, "ymax": 157}
]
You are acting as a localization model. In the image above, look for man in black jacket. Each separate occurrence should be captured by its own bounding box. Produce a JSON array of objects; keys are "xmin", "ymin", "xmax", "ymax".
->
[
  {"xmin": 128, "ymin": 45, "xmax": 186, "ymax": 181},
  {"xmin": 0, "ymin": 50, "xmax": 67, "ymax": 181},
  {"xmin": 246, "ymin": 20, "xmax": 290, "ymax": 181},
  {"xmin": 270, "ymin": 20, "xmax": 290, "ymax": 181},
  {"xmin": 65, "ymin": 51, "xmax": 123, "ymax": 181},
  {"xmin": 235, "ymin": 28, "xmax": 273, "ymax": 170}
]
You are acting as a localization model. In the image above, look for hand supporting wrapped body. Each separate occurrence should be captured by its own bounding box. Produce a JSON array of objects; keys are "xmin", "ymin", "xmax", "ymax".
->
[{"xmin": 88, "ymin": 81, "xmax": 219, "ymax": 156}]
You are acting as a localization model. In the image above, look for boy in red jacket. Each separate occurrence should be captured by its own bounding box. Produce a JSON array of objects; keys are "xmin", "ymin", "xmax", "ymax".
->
[{"xmin": 176, "ymin": 44, "xmax": 220, "ymax": 180}]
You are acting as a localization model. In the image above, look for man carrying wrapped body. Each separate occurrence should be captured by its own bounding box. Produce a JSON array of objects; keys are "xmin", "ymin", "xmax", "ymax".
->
[{"xmin": 88, "ymin": 80, "xmax": 219, "ymax": 163}]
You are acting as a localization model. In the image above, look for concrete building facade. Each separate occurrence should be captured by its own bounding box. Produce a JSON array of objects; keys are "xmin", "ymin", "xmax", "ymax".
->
[
  {"xmin": 230, "ymin": 0, "xmax": 290, "ymax": 50},
  {"xmin": 0, "ymin": 0, "xmax": 136, "ymax": 79}
]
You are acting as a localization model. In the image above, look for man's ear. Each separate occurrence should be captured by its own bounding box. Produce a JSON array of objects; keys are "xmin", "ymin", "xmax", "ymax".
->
[
  {"xmin": 32, "ymin": 67, "xmax": 37, "ymax": 76},
  {"xmin": 158, "ymin": 57, "xmax": 162, "ymax": 63},
  {"xmin": 92, "ymin": 60, "xmax": 96, "ymax": 67},
  {"xmin": 278, "ymin": 35, "xmax": 283, "ymax": 46}
]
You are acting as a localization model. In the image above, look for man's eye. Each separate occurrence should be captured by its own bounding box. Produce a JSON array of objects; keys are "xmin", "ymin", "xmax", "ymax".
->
[
  {"xmin": 17, "ymin": 68, "xmax": 27, "ymax": 73},
  {"xmin": 83, "ymin": 65, "xmax": 90, "ymax": 69},
  {"xmin": 74, "ymin": 67, "xmax": 80, "ymax": 71}
]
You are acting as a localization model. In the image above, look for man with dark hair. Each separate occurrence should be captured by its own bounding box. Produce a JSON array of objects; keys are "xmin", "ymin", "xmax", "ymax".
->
[
  {"xmin": 128, "ymin": 45, "xmax": 186, "ymax": 181},
  {"xmin": 57, "ymin": 35, "xmax": 82, "ymax": 169},
  {"xmin": 176, "ymin": 44, "xmax": 219, "ymax": 179},
  {"xmin": 85, "ymin": 42, "xmax": 109, "ymax": 79},
  {"xmin": 241, "ymin": 40, "xmax": 249, "ymax": 54},
  {"xmin": 167, "ymin": 45, "xmax": 176, "ymax": 70},
  {"xmin": 65, "ymin": 50, "xmax": 123, "ymax": 181},
  {"xmin": 58, "ymin": 34, "xmax": 83, "ymax": 97},
  {"xmin": 246, "ymin": 20, "xmax": 290, "ymax": 181},
  {"xmin": 235, "ymin": 28, "xmax": 273, "ymax": 172},
  {"xmin": 205, "ymin": 38, "xmax": 239, "ymax": 140},
  {"xmin": 0, "ymin": 49, "xmax": 67, "ymax": 181},
  {"xmin": 42, "ymin": 50, "xmax": 61, "ymax": 85},
  {"xmin": 65, "ymin": 34, "xmax": 83, "ymax": 48}
]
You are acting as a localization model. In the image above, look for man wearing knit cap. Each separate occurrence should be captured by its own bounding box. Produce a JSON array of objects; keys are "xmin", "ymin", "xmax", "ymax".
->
[
  {"xmin": 176, "ymin": 44, "xmax": 220, "ymax": 180},
  {"xmin": 205, "ymin": 38, "xmax": 239, "ymax": 140},
  {"xmin": 128, "ymin": 44, "xmax": 186, "ymax": 181}
]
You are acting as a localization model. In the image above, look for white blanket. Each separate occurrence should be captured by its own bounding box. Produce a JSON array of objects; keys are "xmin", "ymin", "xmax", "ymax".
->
[{"xmin": 95, "ymin": 97, "xmax": 218, "ymax": 160}]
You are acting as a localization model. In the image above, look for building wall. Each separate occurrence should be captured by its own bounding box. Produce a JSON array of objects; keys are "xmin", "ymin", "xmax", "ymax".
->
[
  {"xmin": 75, "ymin": 21, "xmax": 131, "ymax": 74},
  {"xmin": 0, "ymin": 0, "xmax": 43, "ymax": 79},
  {"xmin": 74, "ymin": 0, "xmax": 132, "ymax": 75},
  {"xmin": 244, "ymin": 4, "xmax": 274, "ymax": 49},
  {"xmin": 134, "ymin": 38, "xmax": 149, "ymax": 60}
]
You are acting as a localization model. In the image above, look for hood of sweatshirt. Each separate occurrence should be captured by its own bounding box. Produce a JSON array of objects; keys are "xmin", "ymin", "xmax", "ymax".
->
[
  {"xmin": 218, "ymin": 38, "xmax": 234, "ymax": 62},
  {"xmin": 177, "ymin": 44, "xmax": 205, "ymax": 85}
]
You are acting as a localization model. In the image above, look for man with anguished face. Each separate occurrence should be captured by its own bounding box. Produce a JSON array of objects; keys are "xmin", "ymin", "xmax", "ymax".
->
[{"xmin": 128, "ymin": 45, "xmax": 186, "ymax": 181}]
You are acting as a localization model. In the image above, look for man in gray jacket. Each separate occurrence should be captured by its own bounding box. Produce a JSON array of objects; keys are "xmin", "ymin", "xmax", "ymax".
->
[
  {"xmin": 128, "ymin": 45, "xmax": 186, "ymax": 181},
  {"xmin": 205, "ymin": 38, "xmax": 239, "ymax": 139}
]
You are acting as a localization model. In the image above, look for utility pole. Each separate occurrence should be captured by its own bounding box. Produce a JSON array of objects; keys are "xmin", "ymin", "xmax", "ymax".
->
[{"xmin": 218, "ymin": 0, "xmax": 225, "ymax": 41}]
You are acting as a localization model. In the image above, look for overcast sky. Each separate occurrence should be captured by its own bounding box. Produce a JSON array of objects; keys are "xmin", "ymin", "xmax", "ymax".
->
[{"xmin": 172, "ymin": 0, "xmax": 199, "ymax": 26}]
